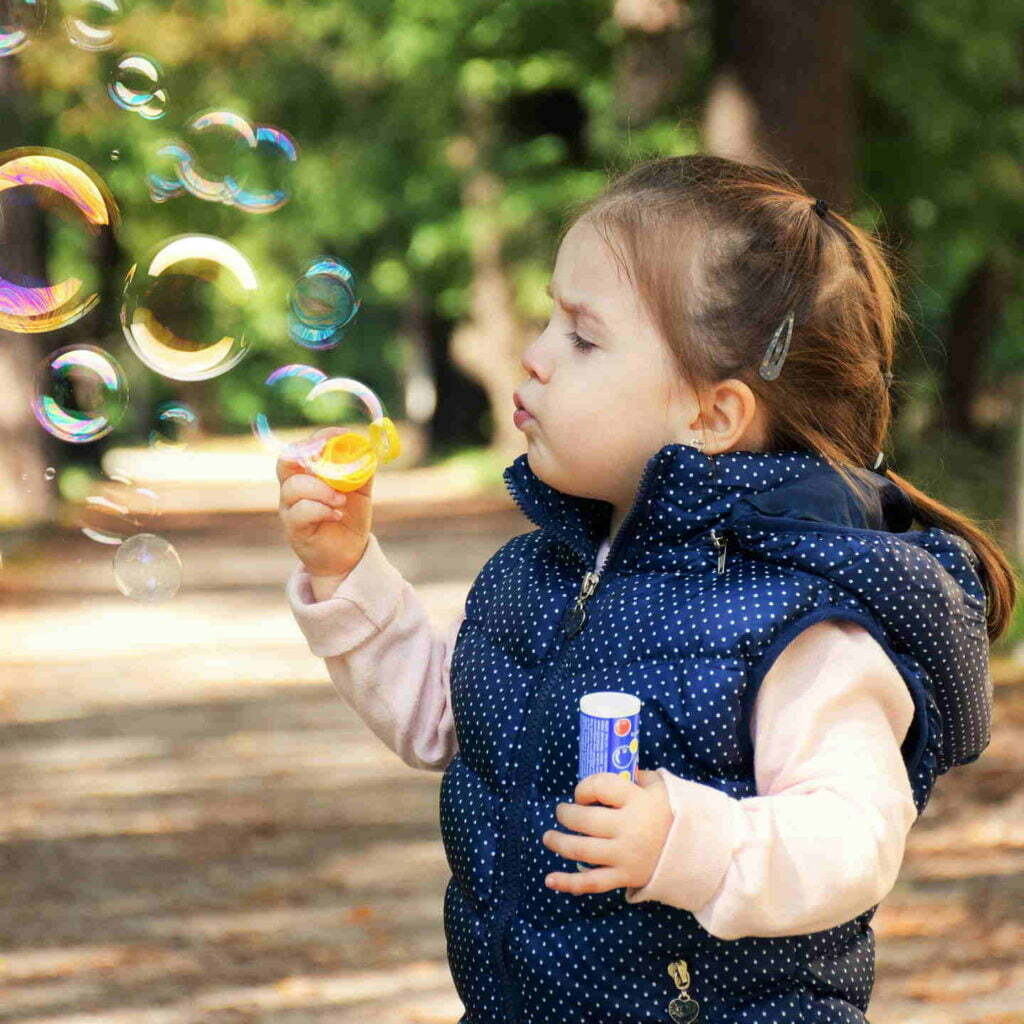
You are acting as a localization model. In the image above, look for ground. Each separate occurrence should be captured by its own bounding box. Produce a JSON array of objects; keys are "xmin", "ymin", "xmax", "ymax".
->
[{"xmin": 1, "ymin": 484, "xmax": 1021, "ymax": 1023}]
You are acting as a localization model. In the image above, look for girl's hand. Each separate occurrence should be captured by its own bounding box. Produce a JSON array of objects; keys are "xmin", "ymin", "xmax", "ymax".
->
[
  {"xmin": 541, "ymin": 768, "xmax": 673, "ymax": 894},
  {"xmin": 277, "ymin": 427, "xmax": 375, "ymax": 578}
]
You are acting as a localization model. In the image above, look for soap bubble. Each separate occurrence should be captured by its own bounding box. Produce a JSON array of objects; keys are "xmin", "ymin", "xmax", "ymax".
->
[
  {"xmin": 64, "ymin": 0, "xmax": 122, "ymax": 51},
  {"xmin": 146, "ymin": 111, "xmax": 298, "ymax": 213},
  {"xmin": 81, "ymin": 493, "xmax": 131, "ymax": 545},
  {"xmin": 1, "ymin": 0, "xmax": 45, "ymax": 57},
  {"xmin": 255, "ymin": 372, "xmax": 398, "ymax": 489},
  {"xmin": 229, "ymin": 123, "xmax": 298, "ymax": 214},
  {"xmin": 113, "ymin": 533, "xmax": 181, "ymax": 602},
  {"xmin": 43, "ymin": 466, "xmax": 56, "ymax": 481},
  {"xmin": 32, "ymin": 344, "xmax": 128, "ymax": 443},
  {"xmin": 79, "ymin": 473, "xmax": 159, "ymax": 545},
  {"xmin": 146, "ymin": 142, "xmax": 189, "ymax": 203},
  {"xmin": 120, "ymin": 234, "xmax": 257, "ymax": 381},
  {"xmin": 149, "ymin": 400, "xmax": 198, "ymax": 450},
  {"xmin": 289, "ymin": 257, "xmax": 360, "ymax": 350},
  {"xmin": 174, "ymin": 110, "xmax": 254, "ymax": 205},
  {"xmin": 108, "ymin": 54, "xmax": 167, "ymax": 120},
  {"xmin": 251, "ymin": 363, "xmax": 328, "ymax": 453},
  {"xmin": 0, "ymin": 147, "xmax": 120, "ymax": 334}
]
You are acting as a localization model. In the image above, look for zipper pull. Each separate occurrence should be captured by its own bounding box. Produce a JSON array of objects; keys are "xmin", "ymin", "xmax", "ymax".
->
[
  {"xmin": 709, "ymin": 528, "xmax": 728, "ymax": 575},
  {"xmin": 667, "ymin": 958, "xmax": 700, "ymax": 1022},
  {"xmin": 563, "ymin": 570, "xmax": 600, "ymax": 638}
]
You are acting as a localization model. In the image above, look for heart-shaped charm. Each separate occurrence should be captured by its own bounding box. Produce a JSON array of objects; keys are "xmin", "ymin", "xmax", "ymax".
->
[{"xmin": 667, "ymin": 995, "xmax": 700, "ymax": 1023}]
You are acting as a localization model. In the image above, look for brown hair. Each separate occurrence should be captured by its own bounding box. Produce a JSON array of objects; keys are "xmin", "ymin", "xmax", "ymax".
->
[{"xmin": 558, "ymin": 154, "xmax": 1018, "ymax": 642}]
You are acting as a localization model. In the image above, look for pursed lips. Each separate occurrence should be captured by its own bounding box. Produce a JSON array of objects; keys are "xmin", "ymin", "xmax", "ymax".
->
[{"xmin": 513, "ymin": 391, "xmax": 536, "ymax": 419}]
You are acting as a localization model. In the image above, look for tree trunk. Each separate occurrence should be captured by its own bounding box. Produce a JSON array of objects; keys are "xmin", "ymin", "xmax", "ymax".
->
[
  {"xmin": 0, "ymin": 55, "xmax": 56, "ymax": 529},
  {"xmin": 939, "ymin": 257, "xmax": 1010, "ymax": 437},
  {"xmin": 612, "ymin": 0, "xmax": 691, "ymax": 128},
  {"xmin": 703, "ymin": 0, "xmax": 855, "ymax": 207},
  {"xmin": 447, "ymin": 95, "xmax": 531, "ymax": 463}
]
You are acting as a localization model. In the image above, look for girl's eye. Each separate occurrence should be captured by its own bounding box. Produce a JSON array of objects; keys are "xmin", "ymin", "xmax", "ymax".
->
[{"xmin": 567, "ymin": 331, "xmax": 596, "ymax": 353}]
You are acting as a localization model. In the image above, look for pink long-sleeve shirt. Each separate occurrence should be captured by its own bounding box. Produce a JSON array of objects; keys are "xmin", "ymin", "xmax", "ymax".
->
[{"xmin": 287, "ymin": 531, "xmax": 919, "ymax": 941}]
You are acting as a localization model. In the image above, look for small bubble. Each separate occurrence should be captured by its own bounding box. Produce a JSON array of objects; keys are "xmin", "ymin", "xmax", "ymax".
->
[
  {"xmin": 149, "ymin": 401, "xmax": 199, "ymax": 450},
  {"xmin": 64, "ymin": 0, "xmax": 123, "ymax": 51},
  {"xmin": 43, "ymin": 466, "xmax": 56, "ymax": 481},
  {"xmin": 113, "ymin": 533, "xmax": 181, "ymax": 602},
  {"xmin": 107, "ymin": 54, "xmax": 167, "ymax": 120},
  {"xmin": 32, "ymin": 344, "xmax": 128, "ymax": 443},
  {"xmin": 289, "ymin": 257, "xmax": 359, "ymax": 350},
  {"xmin": 1, "ymin": 0, "xmax": 46, "ymax": 57}
]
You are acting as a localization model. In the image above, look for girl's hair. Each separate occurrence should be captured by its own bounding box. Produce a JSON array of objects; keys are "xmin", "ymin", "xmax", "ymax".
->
[{"xmin": 558, "ymin": 154, "xmax": 1018, "ymax": 642}]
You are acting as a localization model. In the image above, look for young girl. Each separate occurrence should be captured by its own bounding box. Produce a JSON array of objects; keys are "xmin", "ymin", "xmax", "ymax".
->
[{"xmin": 279, "ymin": 155, "xmax": 1015, "ymax": 1024}]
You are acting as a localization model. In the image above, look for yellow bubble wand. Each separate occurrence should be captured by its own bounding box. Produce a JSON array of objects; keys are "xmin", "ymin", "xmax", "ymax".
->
[{"xmin": 310, "ymin": 414, "xmax": 401, "ymax": 492}]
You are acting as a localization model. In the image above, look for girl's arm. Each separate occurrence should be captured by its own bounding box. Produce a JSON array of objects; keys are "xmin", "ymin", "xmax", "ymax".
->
[
  {"xmin": 624, "ymin": 619, "xmax": 919, "ymax": 940},
  {"xmin": 286, "ymin": 532, "xmax": 461, "ymax": 773}
]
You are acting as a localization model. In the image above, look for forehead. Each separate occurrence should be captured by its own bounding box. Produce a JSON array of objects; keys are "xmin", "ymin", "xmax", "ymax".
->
[{"xmin": 552, "ymin": 218, "xmax": 632, "ymax": 297}]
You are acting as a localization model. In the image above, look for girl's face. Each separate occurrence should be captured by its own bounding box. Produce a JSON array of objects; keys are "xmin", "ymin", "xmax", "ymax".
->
[{"xmin": 516, "ymin": 217, "xmax": 709, "ymax": 511}]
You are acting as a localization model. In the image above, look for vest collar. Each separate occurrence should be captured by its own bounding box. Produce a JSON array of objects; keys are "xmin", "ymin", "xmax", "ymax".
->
[{"xmin": 502, "ymin": 441, "xmax": 914, "ymax": 575}]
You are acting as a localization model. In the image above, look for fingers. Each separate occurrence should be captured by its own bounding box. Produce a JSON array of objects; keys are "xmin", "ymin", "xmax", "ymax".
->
[
  {"xmin": 541, "ymin": 827, "xmax": 612, "ymax": 866},
  {"xmin": 554, "ymin": 800, "xmax": 618, "ymax": 839},
  {"xmin": 285, "ymin": 497, "xmax": 345, "ymax": 532},
  {"xmin": 545, "ymin": 866, "xmax": 623, "ymax": 894},
  {"xmin": 275, "ymin": 427, "xmax": 349, "ymax": 484},
  {"xmin": 280, "ymin": 472, "xmax": 346, "ymax": 510},
  {"xmin": 574, "ymin": 773, "xmax": 632, "ymax": 808}
]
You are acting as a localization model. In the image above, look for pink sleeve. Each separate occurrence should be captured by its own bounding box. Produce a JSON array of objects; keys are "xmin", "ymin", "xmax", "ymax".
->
[
  {"xmin": 286, "ymin": 532, "xmax": 462, "ymax": 773},
  {"xmin": 623, "ymin": 619, "xmax": 919, "ymax": 939}
]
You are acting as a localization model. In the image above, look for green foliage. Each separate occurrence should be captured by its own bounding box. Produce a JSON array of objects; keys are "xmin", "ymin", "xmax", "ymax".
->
[
  {"xmin": 859, "ymin": 0, "xmax": 1024, "ymax": 378},
  {"xmin": 12, "ymin": 0, "xmax": 1024, "ymax": 537},
  {"xmin": 12, "ymin": 0, "xmax": 698, "ymax": 446}
]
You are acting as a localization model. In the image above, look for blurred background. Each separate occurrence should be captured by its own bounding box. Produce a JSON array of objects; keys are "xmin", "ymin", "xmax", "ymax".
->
[{"xmin": 1, "ymin": 0, "xmax": 1023, "ymax": 1021}]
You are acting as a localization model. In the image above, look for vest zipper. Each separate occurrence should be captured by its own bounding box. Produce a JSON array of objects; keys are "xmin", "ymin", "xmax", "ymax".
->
[
  {"xmin": 561, "ymin": 456, "xmax": 665, "ymax": 639},
  {"xmin": 562, "ymin": 569, "xmax": 600, "ymax": 638},
  {"xmin": 710, "ymin": 527, "xmax": 728, "ymax": 574}
]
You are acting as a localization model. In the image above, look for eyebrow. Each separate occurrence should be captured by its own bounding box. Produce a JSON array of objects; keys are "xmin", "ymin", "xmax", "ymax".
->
[{"xmin": 545, "ymin": 281, "xmax": 608, "ymax": 329}]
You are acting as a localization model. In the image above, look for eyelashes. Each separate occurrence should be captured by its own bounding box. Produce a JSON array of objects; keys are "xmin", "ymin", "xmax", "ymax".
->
[{"xmin": 567, "ymin": 331, "xmax": 596, "ymax": 353}]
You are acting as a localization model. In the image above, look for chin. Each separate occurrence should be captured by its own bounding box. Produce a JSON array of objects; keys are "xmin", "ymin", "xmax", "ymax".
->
[{"xmin": 527, "ymin": 450, "xmax": 601, "ymax": 501}]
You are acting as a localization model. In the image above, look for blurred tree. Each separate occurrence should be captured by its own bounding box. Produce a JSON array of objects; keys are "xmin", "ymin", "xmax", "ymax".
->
[
  {"xmin": 0, "ymin": 56, "xmax": 59, "ymax": 529},
  {"xmin": 0, "ymin": 0, "xmax": 1020, "ymax": 564},
  {"xmin": 703, "ymin": 0, "xmax": 855, "ymax": 208}
]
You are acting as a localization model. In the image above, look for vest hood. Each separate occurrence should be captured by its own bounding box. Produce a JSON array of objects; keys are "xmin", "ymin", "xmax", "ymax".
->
[{"xmin": 503, "ymin": 441, "xmax": 992, "ymax": 771}]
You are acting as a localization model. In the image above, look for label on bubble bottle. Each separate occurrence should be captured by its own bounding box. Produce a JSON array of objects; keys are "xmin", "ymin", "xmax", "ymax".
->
[{"xmin": 575, "ymin": 691, "xmax": 642, "ymax": 871}]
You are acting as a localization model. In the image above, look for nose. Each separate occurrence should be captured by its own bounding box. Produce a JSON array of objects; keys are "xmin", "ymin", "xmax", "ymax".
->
[{"xmin": 520, "ymin": 336, "xmax": 547, "ymax": 381}]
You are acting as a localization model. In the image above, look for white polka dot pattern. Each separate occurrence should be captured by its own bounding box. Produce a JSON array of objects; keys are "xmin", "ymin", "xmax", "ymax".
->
[{"xmin": 438, "ymin": 442, "xmax": 991, "ymax": 1023}]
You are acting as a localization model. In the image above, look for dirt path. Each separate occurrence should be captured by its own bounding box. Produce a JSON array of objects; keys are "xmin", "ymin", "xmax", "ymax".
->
[{"xmin": 1, "ymin": 509, "xmax": 1021, "ymax": 1022}]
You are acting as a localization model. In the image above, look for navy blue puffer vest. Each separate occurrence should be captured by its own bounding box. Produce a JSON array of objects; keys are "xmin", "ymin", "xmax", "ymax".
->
[{"xmin": 441, "ymin": 442, "xmax": 991, "ymax": 1024}]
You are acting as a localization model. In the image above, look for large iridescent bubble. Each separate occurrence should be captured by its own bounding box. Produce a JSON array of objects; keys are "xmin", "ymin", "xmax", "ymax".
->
[
  {"xmin": 1, "ymin": 0, "xmax": 45, "ymax": 57},
  {"xmin": 0, "ymin": 147, "xmax": 120, "ymax": 333},
  {"xmin": 289, "ymin": 257, "xmax": 360, "ymax": 350},
  {"xmin": 32, "ymin": 344, "xmax": 129, "ymax": 444},
  {"xmin": 146, "ymin": 110, "xmax": 297, "ymax": 213},
  {"xmin": 120, "ymin": 234, "xmax": 257, "ymax": 381}
]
